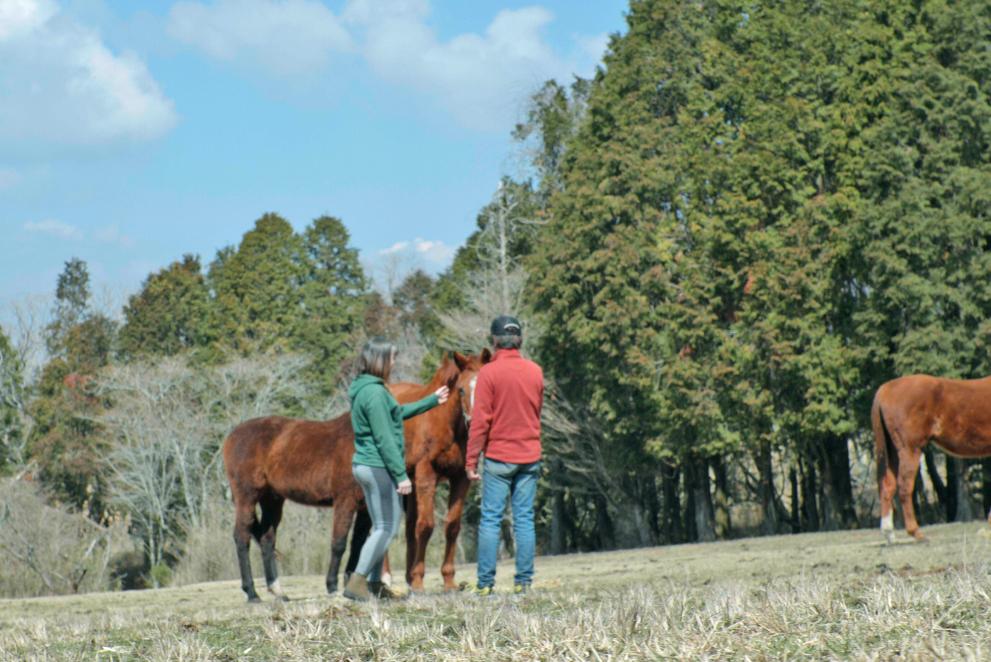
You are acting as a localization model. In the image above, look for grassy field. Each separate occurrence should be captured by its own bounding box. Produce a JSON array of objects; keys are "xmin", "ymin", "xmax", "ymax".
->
[{"xmin": 2, "ymin": 522, "xmax": 991, "ymax": 660}]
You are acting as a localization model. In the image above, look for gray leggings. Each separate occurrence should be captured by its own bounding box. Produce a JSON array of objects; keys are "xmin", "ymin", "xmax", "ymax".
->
[{"xmin": 352, "ymin": 464, "xmax": 402, "ymax": 582}]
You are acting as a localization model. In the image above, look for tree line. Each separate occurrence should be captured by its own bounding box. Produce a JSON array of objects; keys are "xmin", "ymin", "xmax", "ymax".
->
[{"xmin": 1, "ymin": 0, "xmax": 990, "ymax": 594}]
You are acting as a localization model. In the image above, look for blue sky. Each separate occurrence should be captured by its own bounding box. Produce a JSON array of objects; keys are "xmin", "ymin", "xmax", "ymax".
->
[{"xmin": 0, "ymin": 0, "xmax": 628, "ymax": 319}]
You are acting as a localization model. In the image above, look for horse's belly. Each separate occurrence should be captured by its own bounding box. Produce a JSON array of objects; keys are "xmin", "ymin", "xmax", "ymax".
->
[{"xmin": 932, "ymin": 438, "xmax": 991, "ymax": 459}]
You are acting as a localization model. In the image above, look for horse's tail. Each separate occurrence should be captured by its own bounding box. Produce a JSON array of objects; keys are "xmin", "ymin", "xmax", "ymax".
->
[
  {"xmin": 871, "ymin": 390, "xmax": 889, "ymax": 487},
  {"xmin": 872, "ymin": 386, "xmax": 897, "ymax": 540}
]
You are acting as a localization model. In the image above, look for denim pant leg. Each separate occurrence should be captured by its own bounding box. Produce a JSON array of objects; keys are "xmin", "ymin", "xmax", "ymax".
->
[
  {"xmin": 511, "ymin": 461, "xmax": 540, "ymax": 586},
  {"xmin": 476, "ymin": 460, "xmax": 512, "ymax": 589}
]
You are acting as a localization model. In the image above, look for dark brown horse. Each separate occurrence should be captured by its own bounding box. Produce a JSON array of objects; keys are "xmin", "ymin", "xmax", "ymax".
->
[
  {"xmin": 391, "ymin": 349, "xmax": 490, "ymax": 591},
  {"xmin": 872, "ymin": 374, "xmax": 991, "ymax": 543},
  {"xmin": 222, "ymin": 352, "xmax": 486, "ymax": 602}
]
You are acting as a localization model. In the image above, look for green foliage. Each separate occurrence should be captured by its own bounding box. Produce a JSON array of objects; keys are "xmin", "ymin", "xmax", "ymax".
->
[
  {"xmin": 297, "ymin": 216, "xmax": 368, "ymax": 394},
  {"xmin": 119, "ymin": 255, "xmax": 213, "ymax": 359},
  {"xmin": 528, "ymin": 0, "xmax": 991, "ymax": 536},
  {"xmin": 207, "ymin": 213, "xmax": 368, "ymax": 393},
  {"xmin": 46, "ymin": 257, "xmax": 91, "ymax": 358},
  {"xmin": 0, "ymin": 327, "xmax": 24, "ymax": 471},
  {"xmin": 209, "ymin": 213, "xmax": 306, "ymax": 354}
]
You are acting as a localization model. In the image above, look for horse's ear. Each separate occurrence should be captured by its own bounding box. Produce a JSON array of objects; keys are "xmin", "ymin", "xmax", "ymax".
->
[
  {"xmin": 453, "ymin": 352, "xmax": 469, "ymax": 371},
  {"xmin": 481, "ymin": 348, "xmax": 492, "ymax": 364}
]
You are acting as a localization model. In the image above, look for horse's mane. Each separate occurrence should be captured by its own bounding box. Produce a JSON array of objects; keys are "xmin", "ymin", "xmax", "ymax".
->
[{"xmin": 390, "ymin": 355, "xmax": 460, "ymax": 401}]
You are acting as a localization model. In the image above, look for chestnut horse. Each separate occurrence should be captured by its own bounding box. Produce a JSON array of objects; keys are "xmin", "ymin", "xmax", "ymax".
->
[
  {"xmin": 872, "ymin": 374, "xmax": 991, "ymax": 543},
  {"xmin": 222, "ymin": 351, "xmax": 486, "ymax": 602},
  {"xmin": 392, "ymin": 349, "xmax": 490, "ymax": 591}
]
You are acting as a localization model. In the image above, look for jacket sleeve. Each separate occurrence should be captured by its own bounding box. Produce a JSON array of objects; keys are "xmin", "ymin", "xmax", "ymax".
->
[
  {"xmin": 465, "ymin": 369, "xmax": 494, "ymax": 472},
  {"xmin": 364, "ymin": 389, "xmax": 410, "ymax": 483},
  {"xmin": 399, "ymin": 393, "xmax": 439, "ymax": 420}
]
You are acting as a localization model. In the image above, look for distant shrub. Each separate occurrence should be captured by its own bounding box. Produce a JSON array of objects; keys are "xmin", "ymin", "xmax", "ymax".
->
[{"xmin": 0, "ymin": 478, "xmax": 133, "ymax": 598}]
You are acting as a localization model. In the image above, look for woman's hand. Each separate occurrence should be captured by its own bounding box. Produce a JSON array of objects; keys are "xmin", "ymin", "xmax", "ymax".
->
[
  {"xmin": 396, "ymin": 479, "xmax": 413, "ymax": 495},
  {"xmin": 434, "ymin": 386, "xmax": 450, "ymax": 404}
]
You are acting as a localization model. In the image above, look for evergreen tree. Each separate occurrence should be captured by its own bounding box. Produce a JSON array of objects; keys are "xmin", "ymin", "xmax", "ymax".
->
[
  {"xmin": 46, "ymin": 258, "xmax": 91, "ymax": 358},
  {"xmin": 298, "ymin": 216, "xmax": 368, "ymax": 394},
  {"xmin": 208, "ymin": 214, "xmax": 306, "ymax": 354},
  {"xmin": 0, "ymin": 327, "xmax": 24, "ymax": 471},
  {"xmin": 119, "ymin": 255, "xmax": 213, "ymax": 358}
]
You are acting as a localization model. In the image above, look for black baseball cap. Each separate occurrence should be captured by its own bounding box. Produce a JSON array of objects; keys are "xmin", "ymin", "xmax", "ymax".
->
[{"xmin": 490, "ymin": 315, "xmax": 522, "ymax": 336}]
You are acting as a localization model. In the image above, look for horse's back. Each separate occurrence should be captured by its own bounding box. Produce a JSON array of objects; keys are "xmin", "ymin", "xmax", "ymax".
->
[
  {"xmin": 264, "ymin": 413, "xmax": 358, "ymax": 506},
  {"xmin": 876, "ymin": 374, "xmax": 991, "ymax": 452}
]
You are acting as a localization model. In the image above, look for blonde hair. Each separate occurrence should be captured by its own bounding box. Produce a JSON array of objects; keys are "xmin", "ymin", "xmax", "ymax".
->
[{"xmin": 358, "ymin": 337, "xmax": 396, "ymax": 381}]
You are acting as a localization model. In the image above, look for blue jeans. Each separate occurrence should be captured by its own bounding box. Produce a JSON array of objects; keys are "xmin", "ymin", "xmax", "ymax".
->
[{"xmin": 476, "ymin": 459, "xmax": 541, "ymax": 588}]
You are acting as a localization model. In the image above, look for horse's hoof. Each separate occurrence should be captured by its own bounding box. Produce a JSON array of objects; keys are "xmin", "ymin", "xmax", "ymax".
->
[
  {"xmin": 247, "ymin": 595, "xmax": 262, "ymax": 604},
  {"xmin": 277, "ymin": 595, "xmax": 290, "ymax": 603},
  {"xmin": 910, "ymin": 532, "xmax": 928, "ymax": 543}
]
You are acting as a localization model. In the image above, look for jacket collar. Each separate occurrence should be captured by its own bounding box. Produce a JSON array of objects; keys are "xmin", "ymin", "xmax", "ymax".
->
[{"xmin": 493, "ymin": 348, "xmax": 521, "ymax": 361}]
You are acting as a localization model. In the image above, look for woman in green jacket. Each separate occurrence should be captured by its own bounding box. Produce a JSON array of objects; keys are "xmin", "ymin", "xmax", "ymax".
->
[{"xmin": 344, "ymin": 337, "xmax": 448, "ymax": 601}]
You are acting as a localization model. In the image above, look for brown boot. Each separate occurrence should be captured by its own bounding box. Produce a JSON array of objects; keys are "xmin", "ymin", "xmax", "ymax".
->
[
  {"xmin": 368, "ymin": 581, "xmax": 404, "ymax": 600},
  {"xmin": 343, "ymin": 573, "xmax": 370, "ymax": 602}
]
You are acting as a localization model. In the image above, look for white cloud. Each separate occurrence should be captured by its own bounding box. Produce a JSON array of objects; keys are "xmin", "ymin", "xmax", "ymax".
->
[
  {"xmin": 379, "ymin": 240, "xmax": 410, "ymax": 255},
  {"xmin": 346, "ymin": 2, "xmax": 571, "ymax": 130},
  {"xmin": 23, "ymin": 220, "xmax": 83, "ymax": 240},
  {"xmin": 167, "ymin": 0, "xmax": 353, "ymax": 76},
  {"xmin": 0, "ymin": 0, "xmax": 176, "ymax": 151},
  {"xmin": 0, "ymin": 0, "xmax": 56, "ymax": 40},
  {"xmin": 378, "ymin": 237, "xmax": 454, "ymax": 265},
  {"xmin": 412, "ymin": 238, "xmax": 455, "ymax": 264}
]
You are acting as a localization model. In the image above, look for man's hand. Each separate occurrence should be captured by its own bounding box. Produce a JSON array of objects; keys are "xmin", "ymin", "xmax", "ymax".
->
[
  {"xmin": 435, "ymin": 386, "xmax": 450, "ymax": 404},
  {"xmin": 467, "ymin": 468, "xmax": 481, "ymax": 481},
  {"xmin": 396, "ymin": 479, "xmax": 413, "ymax": 495}
]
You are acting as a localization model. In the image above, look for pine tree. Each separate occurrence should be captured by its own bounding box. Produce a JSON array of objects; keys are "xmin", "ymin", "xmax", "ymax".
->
[
  {"xmin": 208, "ymin": 214, "xmax": 306, "ymax": 354},
  {"xmin": 298, "ymin": 216, "xmax": 368, "ymax": 394},
  {"xmin": 119, "ymin": 255, "xmax": 213, "ymax": 358}
]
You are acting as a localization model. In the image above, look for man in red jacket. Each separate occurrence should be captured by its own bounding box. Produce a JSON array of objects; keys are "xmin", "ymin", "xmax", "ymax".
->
[{"xmin": 466, "ymin": 315, "xmax": 544, "ymax": 595}]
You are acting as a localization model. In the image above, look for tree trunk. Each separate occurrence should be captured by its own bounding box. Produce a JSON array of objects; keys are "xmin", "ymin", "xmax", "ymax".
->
[
  {"xmin": 661, "ymin": 464, "xmax": 682, "ymax": 543},
  {"xmin": 549, "ymin": 461, "xmax": 567, "ymax": 554},
  {"xmin": 800, "ymin": 454, "xmax": 819, "ymax": 532},
  {"xmin": 688, "ymin": 459, "xmax": 716, "ymax": 542},
  {"xmin": 982, "ymin": 459, "xmax": 991, "ymax": 520},
  {"xmin": 923, "ymin": 446, "xmax": 950, "ymax": 520},
  {"xmin": 789, "ymin": 464, "xmax": 800, "ymax": 533},
  {"xmin": 822, "ymin": 435, "xmax": 857, "ymax": 528},
  {"xmin": 945, "ymin": 453, "xmax": 959, "ymax": 521},
  {"xmin": 593, "ymin": 494, "xmax": 615, "ymax": 549},
  {"xmin": 953, "ymin": 458, "xmax": 974, "ymax": 521},
  {"xmin": 711, "ymin": 457, "xmax": 732, "ymax": 539},
  {"xmin": 757, "ymin": 446, "xmax": 779, "ymax": 535}
]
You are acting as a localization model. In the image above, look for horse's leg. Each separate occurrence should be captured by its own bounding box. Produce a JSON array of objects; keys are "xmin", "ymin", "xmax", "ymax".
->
[
  {"xmin": 409, "ymin": 464, "xmax": 438, "ymax": 592},
  {"xmin": 874, "ymin": 406, "xmax": 898, "ymax": 545},
  {"xmin": 404, "ymin": 488, "xmax": 419, "ymax": 587},
  {"xmin": 259, "ymin": 495, "xmax": 288, "ymax": 602},
  {"xmin": 382, "ymin": 549, "xmax": 393, "ymax": 587},
  {"xmin": 440, "ymin": 473, "xmax": 470, "ymax": 591},
  {"xmin": 345, "ymin": 506, "xmax": 372, "ymax": 585},
  {"xmin": 326, "ymin": 496, "xmax": 356, "ymax": 594},
  {"xmin": 897, "ymin": 447, "xmax": 925, "ymax": 541},
  {"xmin": 233, "ymin": 499, "xmax": 261, "ymax": 603}
]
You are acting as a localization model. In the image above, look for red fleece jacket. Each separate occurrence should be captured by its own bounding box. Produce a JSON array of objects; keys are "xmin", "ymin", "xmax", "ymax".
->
[{"xmin": 465, "ymin": 349, "xmax": 544, "ymax": 471}]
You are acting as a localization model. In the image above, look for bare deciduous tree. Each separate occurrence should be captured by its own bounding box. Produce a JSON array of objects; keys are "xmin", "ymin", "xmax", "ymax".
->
[
  {"xmin": 97, "ymin": 354, "xmax": 311, "ymax": 581},
  {"xmin": 0, "ymin": 478, "xmax": 131, "ymax": 597}
]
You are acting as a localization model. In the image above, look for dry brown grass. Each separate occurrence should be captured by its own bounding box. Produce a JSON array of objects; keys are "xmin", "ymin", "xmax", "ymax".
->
[{"xmin": 2, "ymin": 522, "xmax": 990, "ymax": 660}]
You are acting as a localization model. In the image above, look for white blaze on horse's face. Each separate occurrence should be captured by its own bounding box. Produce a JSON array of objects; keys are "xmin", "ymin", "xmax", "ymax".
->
[{"xmin": 469, "ymin": 376, "xmax": 478, "ymax": 413}]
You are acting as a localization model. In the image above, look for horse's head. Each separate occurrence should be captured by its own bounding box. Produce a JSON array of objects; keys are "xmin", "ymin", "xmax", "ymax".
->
[{"xmin": 450, "ymin": 349, "xmax": 492, "ymax": 425}]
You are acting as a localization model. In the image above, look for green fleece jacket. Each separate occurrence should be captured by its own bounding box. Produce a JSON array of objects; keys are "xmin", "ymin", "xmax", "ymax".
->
[{"xmin": 348, "ymin": 374, "xmax": 439, "ymax": 483}]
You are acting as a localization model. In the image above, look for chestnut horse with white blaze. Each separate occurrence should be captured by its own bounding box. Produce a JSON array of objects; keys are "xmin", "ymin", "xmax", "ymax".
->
[
  {"xmin": 391, "ymin": 349, "xmax": 490, "ymax": 591},
  {"xmin": 872, "ymin": 374, "xmax": 991, "ymax": 543},
  {"xmin": 222, "ymin": 351, "xmax": 487, "ymax": 602}
]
